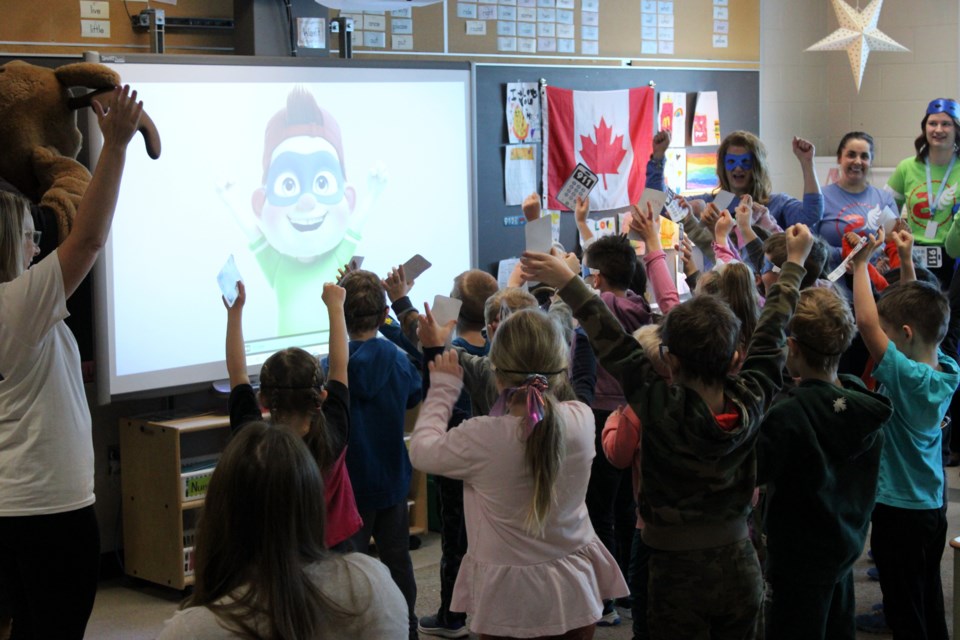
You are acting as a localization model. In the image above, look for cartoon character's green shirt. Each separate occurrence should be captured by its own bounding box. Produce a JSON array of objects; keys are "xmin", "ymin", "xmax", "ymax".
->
[{"xmin": 252, "ymin": 229, "xmax": 360, "ymax": 337}]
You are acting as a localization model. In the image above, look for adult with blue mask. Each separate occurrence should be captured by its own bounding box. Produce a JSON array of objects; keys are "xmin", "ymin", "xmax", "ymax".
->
[
  {"xmin": 647, "ymin": 129, "xmax": 823, "ymax": 233},
  {"xmin": 903, "ymin": 98, "xmax": 960, "ymax": 285}
]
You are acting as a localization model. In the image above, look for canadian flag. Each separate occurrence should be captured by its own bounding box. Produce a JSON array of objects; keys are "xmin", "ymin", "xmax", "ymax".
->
[{"xmin": 543, "ymin": 86, "xmax": 655, "ymax": 212}]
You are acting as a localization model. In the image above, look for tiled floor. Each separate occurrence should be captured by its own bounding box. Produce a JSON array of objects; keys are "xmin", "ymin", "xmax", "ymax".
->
[{"xmin": 85, "ymin": 473, "xmax": 960, "ymax": 639}]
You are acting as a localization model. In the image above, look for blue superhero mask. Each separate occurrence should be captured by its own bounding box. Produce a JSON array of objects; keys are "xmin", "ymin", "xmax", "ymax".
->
[
  {"xmin": 265, "ymin": 150, "xmax": 345, "ymax": 207},
  {"xmin": 927, "ymin": 98, "xmax": 960, "ymax": 121},
  {"xmin": 724, "ymin": 152, "xmax": 753, "ymax": 172}
]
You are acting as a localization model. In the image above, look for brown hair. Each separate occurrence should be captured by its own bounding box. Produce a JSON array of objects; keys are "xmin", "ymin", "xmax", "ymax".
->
[
  {"xmin": 661, "ymin": 295, "xmax": 741, "ymax": 385},
  {"xmin": 763, "ymin": 233, "xmax": 829, "ymax": 289},
  {"xmin": 584, "ymin": 234, "xmax": 638, "ymax": 291},
  {"xmin": 188, "ymin": 422, "xmax": 355, "ymax": 639},
  {"xmin": 0, "ymin": 192, "xmax": 27, "ymax": 283},
  {"xmin": 483, "ymin": 287, "xmax": 537, "ymax": 329},
  {"xmin": 259, "ymin": 348, "xmax": 333, "ymax": 473},
  {"xmin": 717, "ymin": 131, "xmax": 772, "ymax": 204},
  {"xmin": 696, "ymin": 262, "xmax": 760, "ymax": 347},
  {"xmin": 340, "ymin": 269, "xmax": 386, "ymax": 334},
  {"xmin": 914, "ymin": 105, "xmax": 960, "ymax": 162},
  {"xmin": 789, "ymin": 287, "xmax": 856, "ymax": 372},
  {"xmin": 451, "ymin": 269, "xmax": 499, "ymax": 332},
  {"xmin": 489, "ymin": 309, "xmax": 574, "ymax": 536},
  {"xmin": 877, "ymin": 280, "xmax": 950, "ymax": 346}
]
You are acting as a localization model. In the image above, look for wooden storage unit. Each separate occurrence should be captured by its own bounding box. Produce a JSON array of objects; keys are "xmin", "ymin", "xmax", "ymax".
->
[
  {"xmin": 121, "ymin": 412, "xmax": 428, "ymax": 589},
  {"xmin": 119, "ymin": 413, "xmax": 230, "ymax": 590}
]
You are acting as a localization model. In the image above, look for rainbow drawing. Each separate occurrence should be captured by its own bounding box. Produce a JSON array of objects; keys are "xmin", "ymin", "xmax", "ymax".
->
[{"xmin": 685, "ymin": 152, "xmax": 718, "ymax": 193}]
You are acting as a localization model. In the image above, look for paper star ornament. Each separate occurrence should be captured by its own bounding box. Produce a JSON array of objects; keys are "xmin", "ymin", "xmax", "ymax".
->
[{"xmin": 805, "ymin": 0, "xmax": 909, "ymax": 92}]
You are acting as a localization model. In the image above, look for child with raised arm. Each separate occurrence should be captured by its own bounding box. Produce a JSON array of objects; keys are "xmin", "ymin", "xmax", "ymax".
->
[
  {"xmin": 851, "ymin": 226, "xmax": 959, "ymax": 639},
  {"xmin": 224, "ymin": 280, "xmax": 360, "ymax": 550},
  {"xmin": 521, "ymin": 223, "xmax": 814, "ymax": 639},
  {"xmin": 757, "ymin": 285, "xmax": 892, "ymax": 640},
  {"xmin": 410, "ymin": 310, "xmax": 628, "ymax": 639},
  {"xmin": 334, "ymin": 269, "xmax": 422, "ymax": 640}
]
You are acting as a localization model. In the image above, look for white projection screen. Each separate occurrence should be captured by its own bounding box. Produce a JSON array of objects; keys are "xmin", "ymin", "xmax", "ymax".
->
[{"xmin": 89, "ymin": 57, "xmax": 474, "ymax": 402}]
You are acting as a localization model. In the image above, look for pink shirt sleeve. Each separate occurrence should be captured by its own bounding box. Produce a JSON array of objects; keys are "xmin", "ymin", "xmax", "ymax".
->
[
  {"xmin": 712, "ymin": 240, "xmax": 741, "ymax": 265},
  {"xmin": 642, "ymin": 249, "xmax": 680, "ymax": 314}
]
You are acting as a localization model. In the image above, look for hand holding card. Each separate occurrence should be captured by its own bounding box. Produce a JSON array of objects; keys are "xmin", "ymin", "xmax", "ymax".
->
[
  {"xmin": 431, "ymin": 295, "xmax": 464, "ymax": 327},
  {"xmin": 217, "ymin": 255, "xmax": 243, "ymax": 307},
  {"xmin": 401, "ymin": 254, "xmax": 432, "ymax": 283}
]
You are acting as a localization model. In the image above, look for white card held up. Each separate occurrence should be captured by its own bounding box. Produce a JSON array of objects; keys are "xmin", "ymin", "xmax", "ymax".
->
[
  {"xmin": 525, "ymin": 214, "xmax": 554, "ymax": 253},
  {"xmin": 217, "ymin": 254, "xmax": 243, "ymax": 307},
  {"xmin": 712, "ymin": 189, "xmax": 736, "ymax": 212},
  {"xmin": 827, "ymin": 236, "xmax": 866, "ymax": 282},
  {"xmin": 431, "ymin": 295, "xmax": 464, "ymax": 327},
  {"xmin": 556, "ymin": 163, "xmax": 599, "ymax": 211},
  {"xmin": 402, "ymin": 254, "xmax": 432, "ymax": 283},
  {"xmin": 348, "ymin": 255, "xmax": 364, "ymax": 270},
  {"xmin": 628, "ymin": 189, "xmax": 668, "ymax": 241}
]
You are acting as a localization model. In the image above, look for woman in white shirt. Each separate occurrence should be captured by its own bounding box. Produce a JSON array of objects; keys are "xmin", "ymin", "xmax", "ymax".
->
[{"xmin": 0, "ymin": 86, "xmax": 142, "ymax": 639}]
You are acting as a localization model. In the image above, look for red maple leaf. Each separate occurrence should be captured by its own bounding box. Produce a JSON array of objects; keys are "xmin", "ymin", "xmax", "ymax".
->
[{"xmin": 579, "ymin": 117, "xmax": 627, "ymax": 190}]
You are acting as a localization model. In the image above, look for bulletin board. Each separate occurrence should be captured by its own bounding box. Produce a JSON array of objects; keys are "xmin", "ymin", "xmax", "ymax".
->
[
  {"xmin": 474, "ymin": 63, "xmax": 759, "ymax": 273},
  {"xmin": 332, "ymin": 0, "xmax": 758, "ymax": 67},
  {"xmin": 0, "ymin": 0, "xmax": 234, "ymax": 55}
]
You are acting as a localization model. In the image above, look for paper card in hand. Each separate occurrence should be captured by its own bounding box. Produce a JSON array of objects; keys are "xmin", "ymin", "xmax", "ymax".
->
[
  {"xmin": 525, "ymin": 215, "xmax": 554, "ymax": 253},
  {"xmin": 827, "ymin": 236, "xmax": 866, "ymax": 282},
  {"xmin": 629, "ymin": 188, "xmax": 667, "ymax": 240},
  {"xmin": 217, "ymin": 254, "xmax": 243, "ymax": 307},
  {"xmin": 712, "ymin": 190, "xmax": 735, "ymax": 213},
  {"xmin": 349, "ymin": 255, "xmax": 364, "ymax": 270},
  {"xmin": 556, "ymin": 163, "xmax": 599, "ymax": 211},
  {"xmin": 431, "ymin": 295, "xmax": 464, "ymax": 327},
  {"xmin": 402, "ymin": 254, "xmax": 432, "ymax": 283}
]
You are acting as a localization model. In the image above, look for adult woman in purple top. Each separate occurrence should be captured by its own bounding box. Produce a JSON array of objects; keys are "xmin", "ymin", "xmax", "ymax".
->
[{"xmin": 819, "ymin": 132, "xmax": 898, "ymax": 270}]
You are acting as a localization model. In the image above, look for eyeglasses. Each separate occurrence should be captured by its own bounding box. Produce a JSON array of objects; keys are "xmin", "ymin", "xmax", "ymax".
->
[{"xmin": 23, "ymin": 230, "xmax": 41, "ymax": 245}]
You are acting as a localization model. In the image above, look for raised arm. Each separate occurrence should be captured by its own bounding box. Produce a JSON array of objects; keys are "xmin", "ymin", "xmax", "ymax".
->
[
  {"xmin": 628, "ymin": 202, "xmax": 679, "ymax": 312},
  {"xmin": 852, "ymin": 228, "xmax": 889, "ymax": 362},
  {"xmin": 225, "ymin": 281, "xmax": 250, "ymax": 388},
  {"xmin": 575, "ymin": 195, "xmax": 594, "ymax": 248},
  {"xmin": 891, "ymin": 228, "xmax": 915, "ymax": 284},
  {"xmin": 323, "ymin": 283, "xmax": 349, "ymax": 387},
  {"xmin": 58, "ymin": 86, "xmax": 142, "ymax": 298}
]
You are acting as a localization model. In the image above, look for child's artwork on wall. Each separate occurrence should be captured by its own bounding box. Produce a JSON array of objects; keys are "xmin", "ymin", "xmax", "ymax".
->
[
  {"xmin": 657, "ymin": 91, "xmax": 687, "ymax": 148},
  {"xmin": 663, "ymin": 148, "xmax": 687, "ymax": 193},
  {"xmin": 685, "ymin": 151, "xmax": 717, "ymax": 192},
  {"xmin": 504, "ymin": 144, "xmax": 537, "ymax": 205},
  {"xmin": 692, "ymin": 91, "xmax": 721, "ymax": 146},
  {"xmin": 506, "ymin": 81, "xmax": 541, "ymax": 143}
]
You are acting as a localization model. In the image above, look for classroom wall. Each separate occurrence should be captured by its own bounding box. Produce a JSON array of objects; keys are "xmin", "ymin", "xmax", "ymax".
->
[{"xmin": 760, "ymin": 0, "xmax": 960, "ymax": 197}]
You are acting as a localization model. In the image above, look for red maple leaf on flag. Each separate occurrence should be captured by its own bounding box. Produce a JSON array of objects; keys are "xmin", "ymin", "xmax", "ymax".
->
[{"xmin": 580, "ymin": 117, "xmax": 627, "ymax": 190}]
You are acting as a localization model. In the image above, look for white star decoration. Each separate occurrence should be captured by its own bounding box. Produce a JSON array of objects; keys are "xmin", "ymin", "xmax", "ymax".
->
[
  {"xmin": 805, "ymin": 0, "xmax": 909, "ymax": 92},
  {"xmin": 833, "ymin": 397, "xmax": 848, "ymax": 413}
]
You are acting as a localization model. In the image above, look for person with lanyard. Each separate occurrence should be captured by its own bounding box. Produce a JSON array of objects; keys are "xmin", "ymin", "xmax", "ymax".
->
[
  {"xmin": 647, "ymin": 129, "xmax": 824, "ymax": 233},
  {"xmin": 888, "ymin": 97, "xmax": 960, "ymax": 287}
]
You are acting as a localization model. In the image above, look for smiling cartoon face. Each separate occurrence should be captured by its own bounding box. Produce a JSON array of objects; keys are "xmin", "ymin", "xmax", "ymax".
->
[{"xmin": 253, "ymin": 136, "xmax": 356, "ymax": 259}]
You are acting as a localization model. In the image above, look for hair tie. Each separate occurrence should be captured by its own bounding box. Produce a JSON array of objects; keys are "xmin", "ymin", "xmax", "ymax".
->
[{"xmin": 517, "ymin": 374, "xmax": 548, "ymax": 438}]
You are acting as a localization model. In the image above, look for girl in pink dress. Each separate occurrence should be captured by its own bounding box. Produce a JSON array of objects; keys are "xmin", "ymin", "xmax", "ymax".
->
[{"xmin": 410, "ymin": 308, "xmax": 628, "ymax": 640}]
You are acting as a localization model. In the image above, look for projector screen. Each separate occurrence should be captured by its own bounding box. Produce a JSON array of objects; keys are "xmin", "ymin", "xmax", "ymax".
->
[{"xmin": 91, "ymin": 60, "xmax": 474, "ymax": 403}]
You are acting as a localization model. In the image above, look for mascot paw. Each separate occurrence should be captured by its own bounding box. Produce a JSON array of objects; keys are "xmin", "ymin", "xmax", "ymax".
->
[{"xmin": 32, "ymin": 146, "xmax": 91, "ymax": 190}]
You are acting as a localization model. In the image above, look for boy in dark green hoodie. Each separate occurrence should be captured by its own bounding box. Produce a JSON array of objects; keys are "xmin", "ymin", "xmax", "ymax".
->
[
  {"xmin": 521, "ymin": 220, "xmax": 814, "ymax": 639},
  {"xmin": 758, "ymin": 286, "xmax": 892, "ymax": 640}
]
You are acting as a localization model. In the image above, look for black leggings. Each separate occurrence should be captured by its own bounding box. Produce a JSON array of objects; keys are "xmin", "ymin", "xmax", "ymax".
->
[{"xmin": 0, "ymin": 505, "xmax": 100, "ymax": 640}]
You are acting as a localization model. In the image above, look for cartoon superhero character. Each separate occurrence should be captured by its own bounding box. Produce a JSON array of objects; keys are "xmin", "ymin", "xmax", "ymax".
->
[{"xmin": 222, "ymin": 86, "xmax": 385, "ymax": 337}]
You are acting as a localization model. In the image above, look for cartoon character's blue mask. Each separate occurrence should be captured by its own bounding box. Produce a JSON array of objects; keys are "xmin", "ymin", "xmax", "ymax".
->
[
  {"xmin": 265, "ymin": 150, "xmax": 345, "ymax": 207},
  {"xmin": 927, "ymin": 98, "xmax": 960, "ymax": 120},
  {"xmin": 724, "ymin": 152, "xmax": 753, "ymax": 172}
]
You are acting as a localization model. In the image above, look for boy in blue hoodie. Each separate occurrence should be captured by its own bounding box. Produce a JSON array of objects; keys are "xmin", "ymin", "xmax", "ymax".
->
[
  {"xmin": 758, "ymin": 286, "xmax": 892, "ymax": 639},
  {"xmin": 851, "ymin": 227, "xmax": 959, "ymax": 639},
  {"xmin": 335, "ymin": 269, "xmax": 422, "ymax": 640}
]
